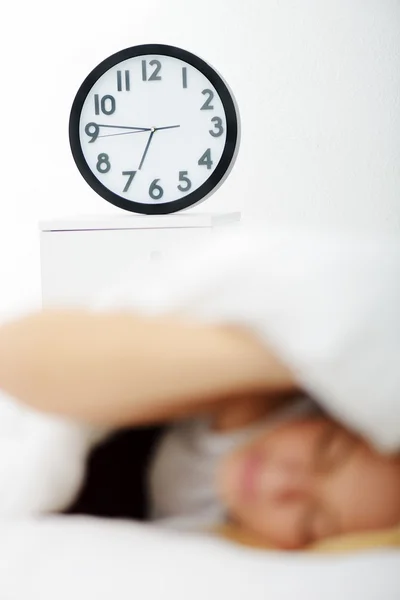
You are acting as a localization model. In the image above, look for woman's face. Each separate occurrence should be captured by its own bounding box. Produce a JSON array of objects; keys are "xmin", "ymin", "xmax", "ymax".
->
[{"xmin": 218, "ymin": 418, "xmax": 400, "ymax": 549}]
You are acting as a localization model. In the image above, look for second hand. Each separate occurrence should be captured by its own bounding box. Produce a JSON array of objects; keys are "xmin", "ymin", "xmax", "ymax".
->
[
  {"xmin": 98, "ymin": 124, "xmax": 181, "ymax": 139},
  {"xmin": 99, "ymin": 130, "xmax": 151, "ymax": 139}
]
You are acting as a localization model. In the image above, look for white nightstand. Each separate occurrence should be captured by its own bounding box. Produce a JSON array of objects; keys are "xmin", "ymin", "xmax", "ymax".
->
[{"xmin": 39, "ymin": 212, "xmax": 241, "ymax": 308}]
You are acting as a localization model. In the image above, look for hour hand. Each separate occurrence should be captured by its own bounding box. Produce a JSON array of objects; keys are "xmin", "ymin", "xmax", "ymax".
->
[{"xmin": 138, "ymin": 129, "xmax": 156, "ymax": 171}]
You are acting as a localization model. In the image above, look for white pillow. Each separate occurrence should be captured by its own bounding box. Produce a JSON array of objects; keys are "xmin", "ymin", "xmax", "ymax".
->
[{"xmin": 92, "ymin": 224, "xmax": 400, "ymax": 453}]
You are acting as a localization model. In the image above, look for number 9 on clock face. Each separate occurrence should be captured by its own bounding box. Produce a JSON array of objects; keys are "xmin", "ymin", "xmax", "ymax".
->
[{"xmin": 69, "ymin": 44, "xmax": 240, "ymax": 215}]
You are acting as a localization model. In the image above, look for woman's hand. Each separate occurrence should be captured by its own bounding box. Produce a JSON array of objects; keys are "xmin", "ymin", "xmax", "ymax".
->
[{"xmin": 0, "ymin": 309, "xmax": 298, "ymax": 427}]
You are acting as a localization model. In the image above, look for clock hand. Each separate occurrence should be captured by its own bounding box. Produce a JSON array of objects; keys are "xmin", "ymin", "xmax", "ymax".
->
[
  {"xmin": 97, "ymin": 124, "xmax": 152, "ymax": 132},
  {"xmin": 138, "ymin": 128, "xmax": 156, "ymax": 171},
  {"xmin": 99, "ymin": 125, "xmax": 181, "ymax": 138},
  {"xmin": 99, "ymin": 130, "xmax": 151, "ymax": 139},
  {"xmin": 154, "ymin": 125, "xmax": 181, "ymax": 132}
]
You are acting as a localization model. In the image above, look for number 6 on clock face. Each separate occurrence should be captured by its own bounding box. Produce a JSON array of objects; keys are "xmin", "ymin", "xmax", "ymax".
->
[{"xmin": 69, "ymin": 44, "xmax": 240, "ymax": 215}]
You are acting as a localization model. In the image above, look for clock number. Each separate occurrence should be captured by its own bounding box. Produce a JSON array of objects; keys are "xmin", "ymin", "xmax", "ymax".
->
[
  {"xmin": 94, "ymin": 94, "xmax": 116, "ymax": 116},
  {"xmin": 96, "ymin": 153, "xmax": 111, "ymax": 174},
  {"xmin": 182, "ymin": 67, "xmax": 188, "ymax": 89},
  {"xmin": 142, "ymin": 60, "xmax": 162, "ymax": 82},
  {"xmin": 85, "ymin": 122, "xmax": 100, "ymax": 143},
  {"xmin": 198, "ymin": 149, "xmax": 213, "ymax": 170},
  {"xmin": 117, "ymin": 70, "xmax": 130, "ymax": 92},
  {"xmin": 201, "ymin": 89, "xmax": 214, "ymax": 111},
  {"xmin": 122, "ymin": 171, "xmax": 137, "ymax": 192},
  {"xmin": 209, "ymin": 117, "xmax": 224, "ymax": 138},
  {"xmin": 178, "ymin": 171, "xmax": 192, "ymax": 192},
  {"xmin": 149, "ymin": 179, "xmax": 164, "ymax": 200}
]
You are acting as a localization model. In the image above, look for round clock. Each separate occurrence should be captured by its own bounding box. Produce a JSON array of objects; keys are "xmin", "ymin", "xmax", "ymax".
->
[{"xmin": 69, "ymin": 44, "xmax": 240, "ymax": 215}]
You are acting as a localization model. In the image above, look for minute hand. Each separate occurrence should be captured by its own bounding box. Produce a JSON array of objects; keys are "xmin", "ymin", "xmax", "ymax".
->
[
  {"xmin": 154, "ymin": 125, "xmax": 181, "ymax": 132},
  {"xmin": 97, "ymin": 124, "xmax": 152, "ymax": 132}
]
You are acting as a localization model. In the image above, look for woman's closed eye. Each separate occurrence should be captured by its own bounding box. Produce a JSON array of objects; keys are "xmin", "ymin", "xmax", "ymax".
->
[
  {"xmin": 299, "ymin": 424, "xmax": 358, "ymax": 545},
  {"xmin": 315, "ymin": 424, "xmax": 356, "ymax": 474}
]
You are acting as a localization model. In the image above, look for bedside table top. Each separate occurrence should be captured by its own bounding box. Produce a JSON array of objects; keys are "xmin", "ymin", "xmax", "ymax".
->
[{"xmin": 39, "ymin": 212, "xmax": 242, "ymax": 232}]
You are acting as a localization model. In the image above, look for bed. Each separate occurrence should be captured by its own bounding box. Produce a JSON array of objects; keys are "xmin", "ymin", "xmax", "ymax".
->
[{"xmin": 1, "ymin": 225, "xmax": 399, "ymax": 599}]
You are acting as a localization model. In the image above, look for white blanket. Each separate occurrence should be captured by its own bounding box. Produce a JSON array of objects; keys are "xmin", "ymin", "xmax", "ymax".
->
[{"xmin": 1, "ymin": 224, "xmax": 399, "ymax": 599}]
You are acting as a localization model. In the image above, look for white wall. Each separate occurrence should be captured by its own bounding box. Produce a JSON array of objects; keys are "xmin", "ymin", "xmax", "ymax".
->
[{"xmin": 1, "ymin": 0, "xmax": 399, "ymax": 319}]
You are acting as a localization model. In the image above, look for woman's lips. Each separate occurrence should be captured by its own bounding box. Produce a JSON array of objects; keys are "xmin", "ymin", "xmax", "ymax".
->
[{"xmin": 240, "ymin": 451, "xmax": 262, "ymax": 502}]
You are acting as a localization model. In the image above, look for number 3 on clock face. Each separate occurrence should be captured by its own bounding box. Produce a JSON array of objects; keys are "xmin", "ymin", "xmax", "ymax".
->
[{"xmin": 69, "ymin": 44, "xmax": 240, "ymax": 215}]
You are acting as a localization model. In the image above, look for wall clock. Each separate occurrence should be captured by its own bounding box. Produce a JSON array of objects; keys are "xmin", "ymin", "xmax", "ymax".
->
[{"xmin": 69, "ymin": 44, "xmax": 240, "ymax": 215}]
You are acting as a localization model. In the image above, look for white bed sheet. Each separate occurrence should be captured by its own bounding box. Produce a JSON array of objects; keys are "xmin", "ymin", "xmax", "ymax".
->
[{"xmin": 2, "ymin": 516, "xmax": 399, "ymax": 600}]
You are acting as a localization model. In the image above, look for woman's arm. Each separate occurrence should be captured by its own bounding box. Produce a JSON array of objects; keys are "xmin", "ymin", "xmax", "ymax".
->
[{"xmin": 0, "ymin": 309, "xmax": 297, "ymax": 426}]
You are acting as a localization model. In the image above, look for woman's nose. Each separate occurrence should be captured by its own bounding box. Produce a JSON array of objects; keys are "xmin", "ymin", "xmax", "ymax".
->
[{"xmin": 259, "ymin": 460, "xmax": 311, "ymax": 501}]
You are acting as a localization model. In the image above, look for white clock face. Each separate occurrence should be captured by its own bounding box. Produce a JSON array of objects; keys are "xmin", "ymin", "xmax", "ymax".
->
[{"xmin": 70, "ymin": 45, "xmax": 239, "ymax": 215}]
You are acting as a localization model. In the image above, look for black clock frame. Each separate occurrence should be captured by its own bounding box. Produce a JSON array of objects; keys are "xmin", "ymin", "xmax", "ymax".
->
[{"xmin": 69, "ymin": 44, "xmax": 239, "ymax": 215}]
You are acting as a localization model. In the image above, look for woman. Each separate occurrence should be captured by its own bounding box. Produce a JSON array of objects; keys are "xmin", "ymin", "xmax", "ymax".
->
[
  {"xmin": 148, "ymin": 391, "xmax": 400, "ymax": 549},
  {"xmin": 0, "ymin": 306, "xmax": 398, "ymax": 549},
  {"xmin": 0, "ymin": 226, "xmax": 399, "ymax": 548}
]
